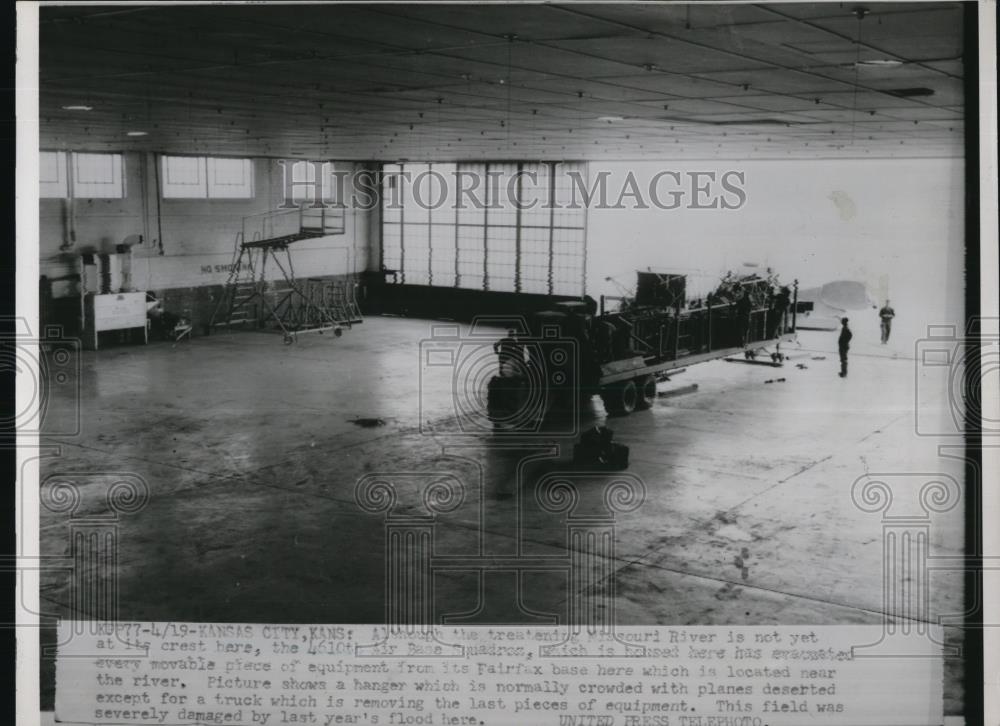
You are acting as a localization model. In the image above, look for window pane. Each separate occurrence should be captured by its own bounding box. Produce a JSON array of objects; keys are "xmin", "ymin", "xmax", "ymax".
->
[
  {"xmin": 553, "ymin": 162, "xmax": 587, "ymax": 228},
  {"xmin": 401, "ymin": 223, "xmax": 430, "ymax": 283},
  {"xmin": 40, "ymin": 151, "xmax": 67, "ymax": 198},
  {"xmin": 381, "ymin": 224, "xmax": 402, "ymax": 270},
  {"xmin": 456, "ymin": 163, "xmax": 486, "ymax": 226},
  {"xmin": 401, "ymin": 163, "xmax": 430, "ymax": 224},
  {"xmin": 286, "ymin": 160, "xmax": 334, "ymax": 206},
  {"xmin": 73, "ymin": 152, "xmax": 124, "ymax": 198},
  {"xmin": 430, "ymin": 163, "xmax": 457, "ymax": 223},
  {"xmin": 519, "ymin": 162, "xmax": 551, "ymax": 228},
  {"xmin": 520, "ymin": 226, "xmax": 549, "ymax": 258},
  {"xmin": 430, "ymin": 223, "xmax": 457, "ymax": 288},
  {"xmin": 161, "ymin": 155, "xmax": 207, "ymax": 198},
  {"xmin": 486, "ymin": 225, "xmax": 516, "ymax": 292},
  {"xmin": 486, "ymin": 163, "xmax": 518, "ymax": 227},
  {"xmin": 456, "ymin": 225, "xmax": 484, "ymax": 290},
  {"xmin": 382, "ymin": 164, "xmax": 404, "ymax": 215},
  {"xmin": 207, "ymin": 157, "xmax": 254, "ymax": 198}
]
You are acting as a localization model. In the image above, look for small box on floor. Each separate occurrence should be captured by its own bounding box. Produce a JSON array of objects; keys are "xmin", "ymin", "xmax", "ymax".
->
[{"xmin": 573, "ymin": 425, "xmax": 629, "ymax": 470}]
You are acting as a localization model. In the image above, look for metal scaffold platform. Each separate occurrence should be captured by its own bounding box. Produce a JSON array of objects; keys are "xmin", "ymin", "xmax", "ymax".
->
[{"xmin": 210, "ymin": 206, "xmax": 363, "ymax": 344}]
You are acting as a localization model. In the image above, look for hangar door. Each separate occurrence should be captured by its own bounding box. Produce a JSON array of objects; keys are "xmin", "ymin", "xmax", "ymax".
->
[{"xmin": 381, "ymin": 162, "xmax": 587, "ymax": 296}]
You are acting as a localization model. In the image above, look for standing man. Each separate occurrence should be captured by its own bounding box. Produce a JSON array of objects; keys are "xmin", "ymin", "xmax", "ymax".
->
[
  {"xmin": 768, "ymin": 285, "xmax": 791, "ymax": 339},
  {"xmin": 838, "ymin": 317, "xmax": 853, "ymax": 378},
  {"xmin": 494, "ymin": 329, "xmax": 524, "ymax": 377},
  {"xmin": 878, "ymin": 300, "xmax": 896, "ymax": 344}
]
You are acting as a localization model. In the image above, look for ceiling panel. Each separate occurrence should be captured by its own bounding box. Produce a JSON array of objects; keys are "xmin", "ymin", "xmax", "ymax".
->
[
  {"xmin": 544, "ymin": 36, "xmax": 776, "ymax": 74},
  {"xmin": 565, "ymin": 3, "xmax": 776, "ymax": 35},
  {"xmin": 380, "ymin": 4, "xmax": 646, "ymax": 43},
  {"xmin": 443, "ymin": 43, "xmax": 642, "ymax": 79},
  {"xmin": 708, "ymin": 94, "xmax": 841, "ymax": 112},
  {"xmin": 582, "ymin": 73, "xmax": 751, "ymax": 99},
  {"xmin": 691, "ymin": 67, "xmax": 858, "ymax": 94}
]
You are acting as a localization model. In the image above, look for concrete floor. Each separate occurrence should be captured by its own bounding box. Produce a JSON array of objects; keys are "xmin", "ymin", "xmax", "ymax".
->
[{"xmin": 37, "ymin": 315, "xmax": 967, "ymax": 713}]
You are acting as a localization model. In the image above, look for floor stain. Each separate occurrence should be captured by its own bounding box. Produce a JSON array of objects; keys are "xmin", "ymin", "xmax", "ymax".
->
[
  {"xmin": 350, "ymin": 417, "xmax": 387, "ymax": 428},
  {"xmin": 734, "ymin": 547, "xmax": 752, "ymax": 580},
  {"xmin": 714, "ymin": 510, "xmax": 738, "ymax": 525},
  {"xmin": 828, "ymin": 190, "xmax": 857, "ymax": 220},
  {"xmin": 715, "ymin": 582, "xmax": 742, "ymax": 600}
]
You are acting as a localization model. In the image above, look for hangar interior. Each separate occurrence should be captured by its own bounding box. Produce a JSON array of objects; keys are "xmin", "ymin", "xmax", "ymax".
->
[{"xmin": 34, "ymin": 2, "xmax": 969, "ymax": 717}]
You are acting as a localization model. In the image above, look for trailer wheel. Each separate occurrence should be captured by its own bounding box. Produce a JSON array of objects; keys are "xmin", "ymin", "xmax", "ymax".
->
[
  {"xmin": 602, "ymin": 380, "xmax": 638, "ymax": 416},
  {"xmin": 635, "ymin": 375, "xmax": 657, "ymax": 410}
]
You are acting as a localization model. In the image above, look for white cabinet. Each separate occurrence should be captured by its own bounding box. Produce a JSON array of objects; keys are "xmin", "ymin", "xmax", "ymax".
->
[{"xmin": 83, "ymin": 292, "xmax": 148, "ymax": 350}]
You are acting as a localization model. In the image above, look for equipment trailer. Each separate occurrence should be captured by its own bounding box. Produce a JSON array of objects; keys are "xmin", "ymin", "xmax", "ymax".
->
[{"xmin": 487, "ymin": 271, "xmax": 797, "ymax": 423}]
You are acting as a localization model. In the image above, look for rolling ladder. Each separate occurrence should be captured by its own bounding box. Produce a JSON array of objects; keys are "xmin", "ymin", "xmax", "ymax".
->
[{"xmin": 210, "ymin": 206, "xmax": 362, "ymax": 344}]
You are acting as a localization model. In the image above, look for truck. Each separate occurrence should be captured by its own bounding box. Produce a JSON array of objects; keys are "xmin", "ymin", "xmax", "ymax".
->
[{"xmin": 487, "ymin": 271, "xmax": 798, "ymax": 423}]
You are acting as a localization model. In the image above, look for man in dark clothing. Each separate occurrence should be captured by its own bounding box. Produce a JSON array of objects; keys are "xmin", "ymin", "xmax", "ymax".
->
[
  {"xmin": 768, "ymin": 285, "xmax": 791, "ymax": 339},
  {"xmin": 494, "ymin": 329, "xmax": 524, "ymax": 377},
  {"xmin": 879, "ymin": 300, "xmax": 895, "ymax": 344},
  {"xmin": 838, "ymin": 317, "xmax": 853, "ymax": 377}
]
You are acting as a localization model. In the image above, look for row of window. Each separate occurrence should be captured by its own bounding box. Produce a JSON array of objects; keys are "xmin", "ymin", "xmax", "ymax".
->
[
  {"xmin": 41, "ymin": 152, "xmax": 125, "ymax": 199},
  {"xmin": 40, "ymin": 151, "xmax": 256, "ymax": 200},
  {"xmin": 161, "ymin": 155, "xmax": 254, "ymax": 199}
]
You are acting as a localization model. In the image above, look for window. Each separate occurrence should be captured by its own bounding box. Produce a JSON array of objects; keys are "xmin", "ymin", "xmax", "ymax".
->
[
  {"xmin": 207, "ymin": 157, "xmax": 254, "ymax": 198},
  {"xmin": 40, "ymin": 151, "xmax": 67, "ymax": 198},
  {"xmin": 40, "ymin": 151, "xmax": 125, "ymax": 199},
  {"xmin": 161, "ymin": 155, "xmax": 206, "ymax": 198},
  {"xmin": 282, "ymin": 160, "xmax": 338, "ymax": 206},
  {"xmin": 161, "ymin": 155, "xmax": 254, "ymax": 199},
  {"xmin": 73, "ymin": 152, "xmax": 125, "ymax": 198},
  {"xmin": 381, "ymin": 161, "xmax": 587, "ymax": 296}
]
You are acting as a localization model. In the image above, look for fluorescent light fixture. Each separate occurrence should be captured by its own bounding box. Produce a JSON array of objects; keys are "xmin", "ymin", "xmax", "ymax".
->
[
  {"xmin": 597, "ymin": 116, "xmax": 625, "ymax": 122},
  {"xmin": 126, "ymin": 131, "xmax": 148, "ymax": 137},
  {"xmin": 61, "ymin": 105, "xmax": 93, "ymax": 111},
  {"xmin": 856, "ymin": 59, "xmax": 904, "ymax": 67}
]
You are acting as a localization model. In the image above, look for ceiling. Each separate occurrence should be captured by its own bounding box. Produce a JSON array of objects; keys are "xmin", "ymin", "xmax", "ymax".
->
[{"xmin": 37, "ymin": 2, "xmax": 967, "ymax": 161}]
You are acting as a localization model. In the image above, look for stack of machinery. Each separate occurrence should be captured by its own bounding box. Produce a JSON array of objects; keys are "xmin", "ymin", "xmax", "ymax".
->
[{"xmin": 488, "ymin": 269, "xmax": 797, "ymax": 421}]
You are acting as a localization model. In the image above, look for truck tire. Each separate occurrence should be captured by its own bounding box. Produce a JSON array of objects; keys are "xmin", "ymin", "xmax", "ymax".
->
[
  {"xmin": 635, "ymin": 375, "xmax": 657, "ymax": 410},
  {"xmin": 602, "ymin": 380, "xmax": 638, "ymax": 416}
]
